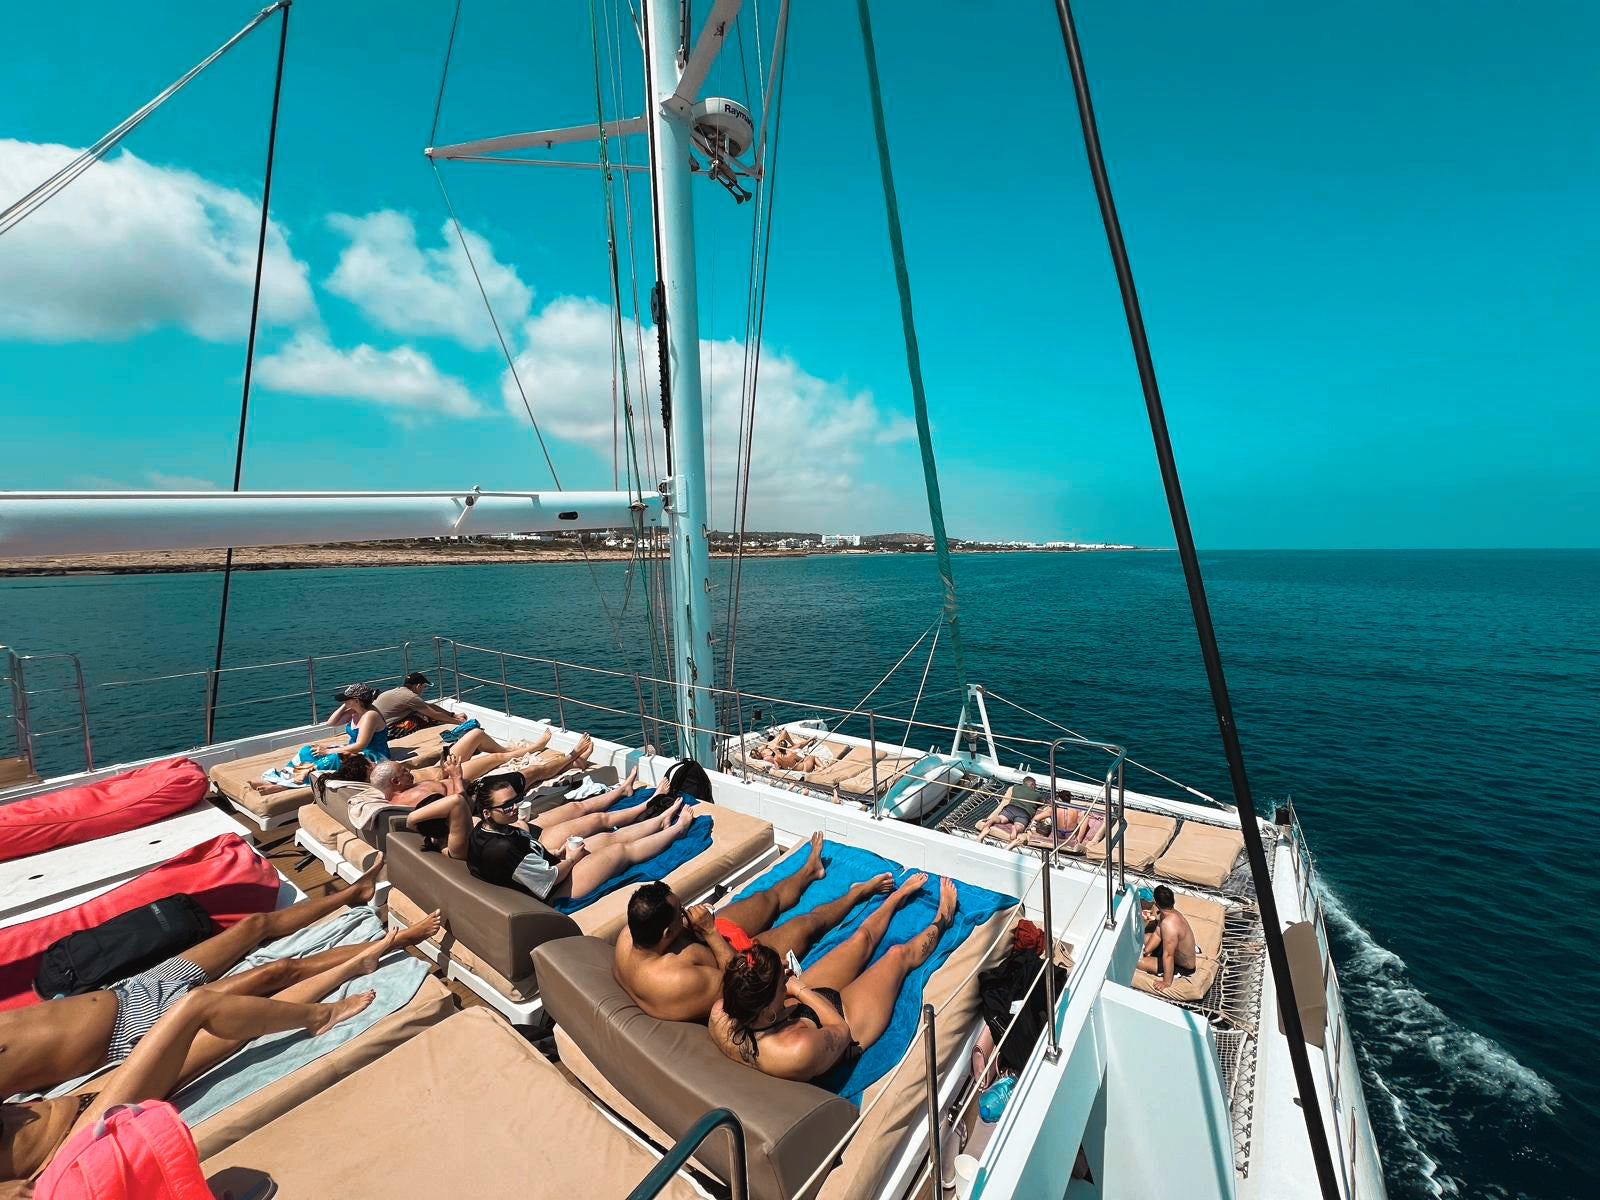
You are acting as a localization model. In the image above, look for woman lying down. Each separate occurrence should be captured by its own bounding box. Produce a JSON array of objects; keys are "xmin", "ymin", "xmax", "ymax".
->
[{"xmin": 710, "ymin": 874, "xmax": 958, "ymax": 1082}]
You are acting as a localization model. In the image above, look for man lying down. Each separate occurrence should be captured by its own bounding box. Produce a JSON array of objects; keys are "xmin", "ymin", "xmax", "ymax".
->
[
  {"xmin": 613, "ymin": 835, "xmax": 960, "ymax": 1084},
  {"xmin": 420, "ymin": 768, "xmax": 699, "ymax": 907}
]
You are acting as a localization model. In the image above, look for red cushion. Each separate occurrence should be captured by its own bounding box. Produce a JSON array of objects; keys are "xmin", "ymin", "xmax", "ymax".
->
[
  {"xmin": 0, "ymin": 758, "xmax": 210, "ymax": 863},
  {"xmin": 0, "ymin": 833, "xmax": 278, "ymax": 1010}
]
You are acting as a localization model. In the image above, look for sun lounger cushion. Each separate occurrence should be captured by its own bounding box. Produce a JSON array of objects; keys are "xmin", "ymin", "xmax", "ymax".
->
[
  {"xmin": 0, "ymin": 834, "xmax": 277, "ymax": 1011},
  {"xmin": 574, "ymin": 800, "xmax": 773, "ymax": 941},
  {"xmin": 835, "ymin": 754, "xmax": 920, "ymax": 797},
  {"xmin": 1130, "ymin": 893, "xmax": 1228, "ymax": 1004},
  {"xmin": 1082, "ymin": 809, "xmax": 1179, "ymax": 870},
  {"xmin": 208, "ymin": 726, "xmax": 449, "ymax": 820},
  {"xmin": 388, "ymin": 887, "xmax": 538, "ymax": 1002},
  {"xmin": 201, "ymin": 1008, "xmax": 701, "ymax": 1200},
  {"xmin": 730, "ymin": 839, "xmax": 1018, "ymax": 1102},
  {"xmin": 295, "ymin": 804, "xmax": 381, "ymax": 872},
  {"xmin": 383, "ymin": 829, "xmax": 579, "ymax": 992},
  {"xmin": 1154, "ymin": 822, "xmax": 1246, "ymax": 889},
  {"xmin": 536, "ymin": 935, "xmax": 857, "ymax": 1200},
  {"xmin": 0, "ymin": 758, "xmax": 208, "ymax": 863},
  {"xmin": 188, "ymin": 974, "xmax": 451, "ymax": 1159}
]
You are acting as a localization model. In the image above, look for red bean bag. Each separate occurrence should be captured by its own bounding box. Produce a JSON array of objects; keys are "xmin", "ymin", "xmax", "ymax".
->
[
  {"xmin": 0, "ymin": 833, "xmax": 278, "ymax": 1010},
  {"xmin": 0, "ymin": 757, "xmax": 209, "ymax": 863}
]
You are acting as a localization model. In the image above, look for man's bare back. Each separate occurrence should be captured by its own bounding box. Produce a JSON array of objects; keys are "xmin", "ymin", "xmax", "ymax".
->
[
  {"xmin": 1137, "ymin": 887, "xmax": 1198, "ymax": 990},
  {"xmin": 614, "ymin": 913, "xmax": 727, "ymax": 1023}
]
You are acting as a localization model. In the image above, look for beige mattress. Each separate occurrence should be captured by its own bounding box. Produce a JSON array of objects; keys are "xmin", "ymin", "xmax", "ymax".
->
[
  {"xmin": 575, "ymin": 799, "xmax": 775, "ymax": 941},
  {"xmin": 296, "ymin": 803, "xmax": 381, "ymax": 872},
  {"xmin": 209, "ymin": 726, "xmax": 448, "ymax": 819},
  {"xmin": 1082, "ymin": 809, "xmax": 1179, "ymax": 870},
  {"xmin": 1130, "ymin": 893, "xmax": 1228, "ymax": 1004},
  {"xmin": 202, "ymin": 1008, "xmax": 701, "ymax": 1200},
  {"xmin": 1154, "ymin": 822, "xmax": 1246, "ymax": 888},
  {"xmin": 189, "ymin": 973, "xmax": 454, "ymax": 1158},
  {"xmin": 835, "ymin": 754, "xmax": 919, "ymax": 797}
]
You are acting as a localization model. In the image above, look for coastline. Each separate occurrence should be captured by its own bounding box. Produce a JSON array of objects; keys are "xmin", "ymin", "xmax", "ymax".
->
[{"xmin": 0, "ymin": 543, "xmax": 1160, "ymax": 578}]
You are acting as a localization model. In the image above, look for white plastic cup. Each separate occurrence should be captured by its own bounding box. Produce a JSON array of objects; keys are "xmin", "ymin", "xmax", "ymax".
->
[
  {"xmin": 952, "ymin": 1154, "xmax": 979, "ymax": 1200},
  {"xmin": 567, "ymin": 835, "xmax": 585, "ymax": 854}
]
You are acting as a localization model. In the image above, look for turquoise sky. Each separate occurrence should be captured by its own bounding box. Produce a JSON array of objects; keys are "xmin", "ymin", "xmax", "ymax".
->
[{"xmin": 1, "ymin": 0, "xmax": 1594, "ymax": 548}]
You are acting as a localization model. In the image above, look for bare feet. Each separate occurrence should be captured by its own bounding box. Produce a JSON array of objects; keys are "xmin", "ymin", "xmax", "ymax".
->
[
  {"xmin": 849, "ymin": 872, "xmax": 896, "ymax": 902},
  {"xmin": 399, "ymin": 909, "xmax": 444, "ymax": 947},
  {"xmin": 674, "ymin": 806, "xmax": 695, "ymax": 830},
  {"xmin": 348, "ymin": 853, "xmax": 386, "ymax": 905},
  {"xmin": 934, "ymin": 876, "xmax": 959, "ymax": 928},
  {"xmin": 571, "ymin": 733, "xmax": 594, "ymax": 766},
  {"xmin": 307, "ymin": 989, "xmax": 376, "ymax": 1036},
  {"xmin": 350, "ymin": 930, "xmax": 400, "ymax": 977},
  {"xmin": 527, "ymin": 727, "xmax": 553, "ymax": 753},
  {"xmin": 799, "ymin": 831, "xmax": 826, "ymax": 883},
  {"xmin": 892, "ymin": 872, "xmax": 930, "ymax": 904}
]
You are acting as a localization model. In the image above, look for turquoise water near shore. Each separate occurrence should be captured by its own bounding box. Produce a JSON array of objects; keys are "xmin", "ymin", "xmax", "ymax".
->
[{"xmin": 3, "ymin": 549, "xmax": 1595, "ymax": 1199}]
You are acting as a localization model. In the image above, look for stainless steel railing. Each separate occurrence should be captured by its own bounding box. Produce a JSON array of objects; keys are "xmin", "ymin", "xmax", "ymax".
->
[{"xmin": 625, "ymin": 1107, "xmax": 748, "ymax": 1200}]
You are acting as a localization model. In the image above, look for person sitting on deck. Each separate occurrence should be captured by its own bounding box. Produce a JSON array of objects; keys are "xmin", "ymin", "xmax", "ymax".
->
[
  {"xmin": 974, "ymin": 776, "xmax": 1042, "ymax": 845},
  {"xmin": 0, "ymin": 911, "xmax": 443, "ymax": 1190},
  {"xmin": 1137, "ymin": 884, "xmax": 1198, "ymax": 991},
  {"xmin": 1017, "ymin": 793, "xmax": 1093, "ymax": 849},
  {"xmin": 375, "ymin": 672, "xmax": 466, "ymax": 737},
  {"xmin": 613, "ymin": 832, "xmax": 897, "ymax": 1022},
  {"xmin": 0, "ymin": 858, "xmax": 430, "ymax": 1099},
  {"xmin": 709, "ymin": 875, "xmax": 958, "ymax": 1082}
]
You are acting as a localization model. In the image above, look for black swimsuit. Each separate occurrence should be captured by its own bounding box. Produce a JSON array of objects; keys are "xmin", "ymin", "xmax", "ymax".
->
[{"xmin": 782, "ymin": 987, "xmax": 864, "ymax": 1077}]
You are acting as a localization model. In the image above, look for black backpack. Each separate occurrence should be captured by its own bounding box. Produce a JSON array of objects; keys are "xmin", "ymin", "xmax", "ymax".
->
[
  {"xmin": 34, "ymin": 893, "xmax": 215, "ymax": 999},
  {"xmin": 659, "ymin": 758, "xmax": 715, "ymax": 805}
]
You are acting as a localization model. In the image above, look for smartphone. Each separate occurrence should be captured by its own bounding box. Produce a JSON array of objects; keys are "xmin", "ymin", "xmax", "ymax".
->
[{"xmin": 786, "ymin": 949, "xmax": 803, "ymax": 977}]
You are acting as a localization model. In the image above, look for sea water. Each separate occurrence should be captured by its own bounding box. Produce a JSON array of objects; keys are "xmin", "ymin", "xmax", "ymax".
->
[{"xmin": 3, "ymin": 548, "xmax": 1594, "ymax": 1200}]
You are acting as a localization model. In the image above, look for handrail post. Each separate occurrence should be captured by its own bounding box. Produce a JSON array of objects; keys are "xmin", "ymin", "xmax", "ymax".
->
[
  {"xmin": 201, "ymin": 670, "xmax": 215, "ymax": 746},
  {"xmin": 13, "ymin": 657, "xmax": 36, "ymax": 772},
  {"xmin": 432, "ymin": 635, "xmax": 445, "ymax": 691},
  {"xmin": 401, "ymin": 640, "xmax": 411, "ymax": 678},
  {"xmin": 922, "ymin": 1003, "xmax": 944, "ymax": 1189},
  {"xmin": 1039, "ymin": 844, "xmax": 1062, "ymax": 1064},
  {"xmin": 69, "ymin": 654, "xmax": 93, "ymax": 770},
  {"xmin": 868, "ymin": 711, "xmax": 882, "ymax": 815},
  {"xmin": 623, "ymin": 1107, "xmax": 748, "ymax": 1200},
  {"xmin": 552, "ymin": 663, "xmax": 567, "ymax": 729},
  {"xmin": 450, "ymin": 640, "xmax": 462, "ymax": 703},
  {"xmin": 306, "ymin": 657, "xmax": 318, "ymax": 724},
  {"xmin": 1116, "ymin": 758, "xmax": 1126, "ymax": 891},
  {"xmin": 499, "ymin": 652, "xmax": 512, "ymax": 716}
]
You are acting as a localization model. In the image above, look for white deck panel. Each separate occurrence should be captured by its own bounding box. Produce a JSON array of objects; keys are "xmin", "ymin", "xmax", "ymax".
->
[{"xmin": 0, "ymin": 803, "xmax": 249, "ymax": 924}]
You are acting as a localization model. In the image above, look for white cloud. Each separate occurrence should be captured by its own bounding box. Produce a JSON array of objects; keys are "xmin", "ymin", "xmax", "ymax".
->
[
  {"xmin": 256, "ymin": 331, "xmax": 481, "ymax": 418},
  {"xmin": 324, "ymin": 211, "xmax": 531, "ymax": 350},
  {"xmin": 501, "ymin": 297, "xmax": 914, "ymax": 526},
  {"xmin": 144, "ymin": 470, "xmax": 219, "ymax": 490},
  {"xmin": 0, "ymin": 139, "xmax": 315, "ymax": 342}
]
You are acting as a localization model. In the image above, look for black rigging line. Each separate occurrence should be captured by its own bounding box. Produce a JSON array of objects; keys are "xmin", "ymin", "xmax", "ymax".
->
[
  {"xmin": 429, "ymin": 0, "xmax": 465, "ymax": 149},
  {"xmin": 206, "ymin": 0, "xmax": 292, "ymax": 745},
  {"xmin": 1048, "ymin": 3, "xmax": 1342, "ymax": 1196}
]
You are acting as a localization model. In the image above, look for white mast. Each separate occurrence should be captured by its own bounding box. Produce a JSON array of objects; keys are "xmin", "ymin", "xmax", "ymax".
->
[{"xmin": 643, "ymin": 1, "xmax": 726, "ymax": 766}]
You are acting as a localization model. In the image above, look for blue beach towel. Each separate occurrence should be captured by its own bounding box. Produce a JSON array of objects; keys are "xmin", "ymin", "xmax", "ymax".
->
[
  {"xmin": 730, "ymin": 840, "xmax": 1016, "ymax": 1104},
  {"xmin": 548, "ymin": 788, "xmax": 713, "ymax": 914}
]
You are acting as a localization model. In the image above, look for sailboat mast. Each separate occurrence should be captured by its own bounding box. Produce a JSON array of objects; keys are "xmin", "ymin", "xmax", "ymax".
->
[{"xmin": 643, "ymin": 0, "xmax": 716, "ymax": 766}]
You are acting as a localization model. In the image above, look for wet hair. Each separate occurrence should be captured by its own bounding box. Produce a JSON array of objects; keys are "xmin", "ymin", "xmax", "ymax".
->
[
  {"xmin": 627, "ymin": 881, "xmax": 677, "ymax": 946},
  {"xmin": 469, "ymin": 771, "xmax": 524, "ymax": 816},
  {"xmin": 404, "ymin": 671, "xmax": 431, "ymax": 688},
  {"xmin": 1153, "ymin": 885, "xmax": 1176, "ymax": 909},
  {"xmin": 329, "ymin": 756, "xmax": 372, "ymax": 783},
  {"xmin": 721, "ymin": 943, "xmax": 783, "ymax": 1028}
]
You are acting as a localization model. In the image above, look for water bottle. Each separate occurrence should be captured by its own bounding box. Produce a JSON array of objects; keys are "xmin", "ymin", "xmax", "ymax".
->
[{"xmin": 978, "ymin": 1074, "xmax": 1015, "ymax": 1122}]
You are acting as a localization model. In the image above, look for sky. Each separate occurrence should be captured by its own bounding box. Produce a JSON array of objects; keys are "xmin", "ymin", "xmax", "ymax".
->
[{"xmin": 0, "ymin": 0, "xmax": 1595, "ymax": 549}]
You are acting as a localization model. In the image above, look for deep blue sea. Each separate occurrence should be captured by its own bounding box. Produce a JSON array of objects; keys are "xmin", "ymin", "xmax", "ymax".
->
[{"xmin": 3, "ymin": 549, "xmax": 1594, "ymax": 1199}]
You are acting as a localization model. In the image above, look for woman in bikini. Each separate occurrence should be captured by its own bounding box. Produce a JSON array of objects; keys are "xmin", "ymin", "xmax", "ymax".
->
[
  {"xmin": 0, "ymin": 915, "xmax": 440, "ymax": 1194},
  {"xmin": 709, "ymin": 874, "xmax": 958, "ymax": 1082}
]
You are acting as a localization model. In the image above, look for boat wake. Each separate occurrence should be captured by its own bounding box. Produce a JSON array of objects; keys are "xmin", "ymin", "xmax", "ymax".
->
[{"xmin": 1319, "ymin": 885, "xmax": 1561, "ymax": 1199}]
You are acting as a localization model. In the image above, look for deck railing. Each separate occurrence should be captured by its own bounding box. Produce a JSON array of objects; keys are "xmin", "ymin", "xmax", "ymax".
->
[{"xmin": 625, "ymin": 1107, "xmax": 748, "ymax": 1200}]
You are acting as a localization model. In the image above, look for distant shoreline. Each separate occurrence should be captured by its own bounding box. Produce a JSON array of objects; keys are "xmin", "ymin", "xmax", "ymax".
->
[{"xmin": 0, "ymin": 543, "xmax": 1161, "ymax": 578}]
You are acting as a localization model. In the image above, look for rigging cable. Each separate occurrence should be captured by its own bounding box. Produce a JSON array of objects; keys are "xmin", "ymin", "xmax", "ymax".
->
[
  {"xmin": 1048, "ymin": 3, "xmax": 1340, "ymax": 1196},
  {"xmin": 853, "ymin": 0, "xmax": 969, "ymax": 691},
  {"xmin": 0, "ymin": 2, "xmax": 287, "ymax": 238},
  {"xmin": 205, "ymin": 0, "xmax": 292, "ymax": 745}
]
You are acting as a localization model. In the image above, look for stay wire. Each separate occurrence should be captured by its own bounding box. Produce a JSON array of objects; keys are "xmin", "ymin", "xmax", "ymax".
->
[
  {"xmin": 206, "ymin": 1, "xmax": 291, "ymax": 746},
  {"xmin": 428, "ymin": 0, "xmax": 464, "ymax": 149},
  {"xmin": 1048, "ymin": 3, "xmax": 1340, "ymax": 1195},
  {"xmin": 428, "ymin": 160, "xmax": 562, "ymax": 489},
  {"xmin": 0, "ymin": 2, "xmax": 286, "ymax": 238}
]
